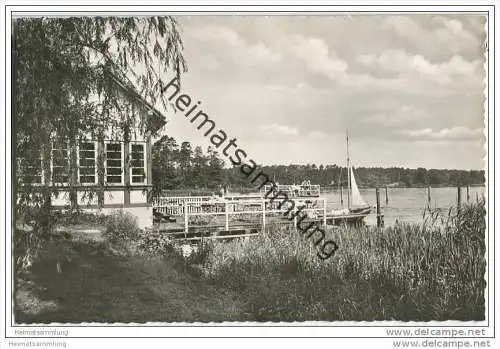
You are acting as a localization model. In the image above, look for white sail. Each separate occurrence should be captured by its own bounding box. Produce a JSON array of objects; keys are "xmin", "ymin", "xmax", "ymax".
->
[{"xmin": 350, "ymin": 167, "xmax": 368, "ymax": 207}]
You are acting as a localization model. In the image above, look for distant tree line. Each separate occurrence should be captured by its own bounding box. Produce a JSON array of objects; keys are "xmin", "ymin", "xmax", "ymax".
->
[
  {"xmin": 223, "ymin": 165, "xmax": 485, "ymax": 189},
  {"xmin": 152, "ymin": 137, "xmax": 485, "ymax": 193}
]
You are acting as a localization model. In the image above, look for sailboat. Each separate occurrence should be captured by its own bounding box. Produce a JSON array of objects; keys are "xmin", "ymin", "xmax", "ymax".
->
[
  {"xmin": 331, "ymin": 130, "xmax": 371, "ymax": 223},
  {"xmin": 348, "ymin": 165, "xmax": 371, "ymax": 215}
]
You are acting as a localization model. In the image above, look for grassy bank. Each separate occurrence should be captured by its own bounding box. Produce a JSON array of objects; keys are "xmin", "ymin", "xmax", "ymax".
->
[
  {"xmin": 15, "ymin": 201, "xmax": 485, "ymax": 322},
  {"xmin": 199, "ymin": 200, "xmax": 486, "ymax": 321},
  {"xmin": 15, "ymin": 232, "xmax": 246, "ymax": 323}
]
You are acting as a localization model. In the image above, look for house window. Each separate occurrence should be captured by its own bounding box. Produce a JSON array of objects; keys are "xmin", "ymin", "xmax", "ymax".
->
[
  {"xmin": 130, "ymin": 143, "xmax": 146, "ymax": 184},
  {"xmin": 52, "ymin": 141, "xmax": 69, "ymax": 184},
  {"xmin": 19, "ymin": 150, "xmax": 43, "ymax": 184},
  {"xmin": 105, "ymin": 142, "xmax": 123, "ymax": 184},
  {"xmin": 78, "ymin": 142, "xmax": 97, "ymax": 184}
]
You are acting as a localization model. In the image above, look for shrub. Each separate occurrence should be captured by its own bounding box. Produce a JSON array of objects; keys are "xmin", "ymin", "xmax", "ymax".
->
[
  {"xmin": 185, "ymin": 239, "xmax": 215, "ymax": 265},
  {"xmin": 137, "ymin": 229, "xmax": 176, "ymax": 256},
  {"xmin": 189, "ymin": 214, "xmax": 216, "ymax": 225},
  {"xmin": 14, "ymin": 207, "xmax": 55, "ymax": 272},
  {"xmin": 102, "ymin": 210, "xmax": 140, "ymax": 248},
  {"xmin": 14, "ymin": 227, "xmax": 44, "ymax": 272},
  {"xmin": 53, "ymin": 210, "xmax": 108, "ymax": 226}
]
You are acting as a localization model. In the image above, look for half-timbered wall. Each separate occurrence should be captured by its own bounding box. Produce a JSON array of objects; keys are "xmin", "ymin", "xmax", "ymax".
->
[{"xmin": 21, "ymin": 126, "xmax": 154, "ymax": 228}]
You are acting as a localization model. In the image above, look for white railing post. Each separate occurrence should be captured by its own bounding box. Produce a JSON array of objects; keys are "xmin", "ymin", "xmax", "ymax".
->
[
  {"xmin": 323, "ymin": 198, "xmax": 327, "ymax": 227},
  {"xmin": 225, "ymin": 201, "xmax": 229, "ymax": 231},
  {"xmin": 262, "ymin": 199, "xmax": 266, "ymax": 233},
  {"xmin": 184, "ymin": 201, "xmax": 188, "ymax": 234}
]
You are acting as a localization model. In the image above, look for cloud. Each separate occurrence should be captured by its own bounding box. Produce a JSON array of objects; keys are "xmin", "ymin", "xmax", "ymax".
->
[
  {"xmin": 288, "ymin": 35, "xmax": 348, "ymax": 79},
  {"xmin": 247, "ymin": 42, "xmax": 283, "ymax": 63},
  {"xmin": 308, "ymin": 130, "xmax": 328, "ymax": 139},
  {"xmin": 432, "ymin": 16, "xmax": 482, "ymax": 50},
  {"xmin": 187, "ymin": 25, "xmax": 283, "ymax": 66},
  {"xmin": 355, "ymin": 49, "xmax": 481, "ymax": 86},
  {"xmin": 175, "ymin": 15, "xmax": 485, "ymax": 169},
  {"xmin": 260, "ymin": 124, "xmax": 299, "ymax": 136},
  {"xmin": 383, "ymin": 15, "xmax": 484, "ymax": 59},
  {"xmin": 191, "ymin": 25, "xmax": 240, "ymax": 45},
  {"xmin": 361, "ymin": 105, "xmax": 426, "ymax": 126},
  {"xmin": 396, "ymin": 127, "xmax": 483, "ymax": 141}
]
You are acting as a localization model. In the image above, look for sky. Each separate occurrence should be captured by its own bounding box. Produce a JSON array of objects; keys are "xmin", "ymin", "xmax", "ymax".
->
[{"xmin": 160, "ymin": 14, "xmax": 486, "ymax": 170}]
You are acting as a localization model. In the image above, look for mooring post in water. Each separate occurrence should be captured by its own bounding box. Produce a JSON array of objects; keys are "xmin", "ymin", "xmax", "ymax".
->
[
  {"xmin": 457, "ymin": 186, "xmax": 462, "ymax": 215},
  {"xmin": 340, "ymin": 186, "xmax": 344, "ymax": 206},
  {"xmin": 376, "ymin": 188, "xmax": 382, "ymax": 227},
  {"xmin": 323, "ymin": 198, "xmax": 327, "ymax": 227},
  {"xmin": 184, "ymin": 201, "xmax": 188, "ymax": 234},
  {"xmin": 427, "ymin": 186, "xmax": 431, "ymax": 206},
  {"xmin": 225, "ymin": 201, "xmax": 229, "ymax": 231},
  {"xmin": 385, "ymin": 186, "xmax": 389, "ymax": 205},
  {"xmin": 467, "ymin": 186, "xmax": 470, "ymax": 202},
  {"xmin": 262, "ymin": 199, "xmax": 266, "ymax": 233}
]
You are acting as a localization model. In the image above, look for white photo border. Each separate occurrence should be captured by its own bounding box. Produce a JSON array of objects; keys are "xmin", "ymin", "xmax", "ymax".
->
[{"xmin": 1, "ymin": 1, "xmax": 497, "ymax": 343}]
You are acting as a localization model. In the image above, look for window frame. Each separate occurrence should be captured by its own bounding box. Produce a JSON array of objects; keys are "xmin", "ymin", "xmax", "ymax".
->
[
  {"xmin": 77, "ymin": 140, "xmax": 98, "ymax": 185},
  {"xmin": 50, "ymin": 140, "xmax": 71, "ymax": 186},
  {"xmin": 129, "ymin": 142, "xmax": 147, "ymax": 185},
  {"xmin": 104, "ymin": 141, "xmax": 124, "ymax": 185},
  {"xmin": 18, "ymin": 150, "xmax": 44, "ymax": 186}
]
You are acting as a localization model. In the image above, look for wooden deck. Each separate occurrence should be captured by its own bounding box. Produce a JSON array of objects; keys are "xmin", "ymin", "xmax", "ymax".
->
[{"xmin": 152, "ymin": 194, "xmax": 384, "ymax": 241}]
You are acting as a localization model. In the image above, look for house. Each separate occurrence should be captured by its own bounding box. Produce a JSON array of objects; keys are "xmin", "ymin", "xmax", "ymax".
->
[{"xmin": 17, "ymin": 70, "xmax": 167, "ymax": 229}]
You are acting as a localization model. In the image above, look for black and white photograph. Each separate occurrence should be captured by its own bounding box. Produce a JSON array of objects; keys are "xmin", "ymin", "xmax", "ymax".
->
[{"xmin": 2, "ymin": 2, "xmax": 498, "ymax": 348}]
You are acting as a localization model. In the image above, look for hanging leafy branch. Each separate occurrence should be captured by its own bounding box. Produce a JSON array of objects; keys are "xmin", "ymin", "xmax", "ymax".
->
[{"xmin": 13, "ymin": 16, "xmax": 187, "ymax": 239}]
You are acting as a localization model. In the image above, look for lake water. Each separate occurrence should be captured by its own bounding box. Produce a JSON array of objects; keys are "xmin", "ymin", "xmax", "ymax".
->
[{"xmin": 321, "ymin": 186, "xmax": 485, "ymax": 226}]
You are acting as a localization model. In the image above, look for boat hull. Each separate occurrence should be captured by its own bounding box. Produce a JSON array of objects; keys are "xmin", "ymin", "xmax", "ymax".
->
[
  {"xmin": 349, "ymin": 206, "xmax": 371, "ymax": 215},
  {"xmin": 328, "ymin": 206, "xmax": 371, "ymax": 226}
]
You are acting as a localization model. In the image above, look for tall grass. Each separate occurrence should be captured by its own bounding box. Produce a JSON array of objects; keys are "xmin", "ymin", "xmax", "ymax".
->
[{"xmin": 196, "ymin": 200, "xmax": 486, "ymax": 321}]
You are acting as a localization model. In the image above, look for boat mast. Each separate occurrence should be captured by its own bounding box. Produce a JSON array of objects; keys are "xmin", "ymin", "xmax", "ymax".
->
[
  {"xmin": 346, "ymin": 128, "xmax": 351, "ymax": 209},
  {"xmin": 338, "ymin": 167, "xmax": 344, "ymax": 206}
]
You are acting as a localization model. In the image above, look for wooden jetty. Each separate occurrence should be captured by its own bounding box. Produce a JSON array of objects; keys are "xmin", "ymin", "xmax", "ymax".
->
[{"xmin": 152, "ymin": 194, "xmax": 384, "ymax": 241}]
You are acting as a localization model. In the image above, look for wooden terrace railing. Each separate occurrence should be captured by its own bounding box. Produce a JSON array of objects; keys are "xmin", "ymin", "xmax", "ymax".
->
[{"xmin": 152, "ymin": 195, "xmax": 329, "ymax": 237}]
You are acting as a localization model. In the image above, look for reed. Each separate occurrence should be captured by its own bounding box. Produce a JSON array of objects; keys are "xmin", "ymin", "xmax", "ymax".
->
[{"xmin": 195, "ymin": 200, "xmax": 486, "ymax": 321}]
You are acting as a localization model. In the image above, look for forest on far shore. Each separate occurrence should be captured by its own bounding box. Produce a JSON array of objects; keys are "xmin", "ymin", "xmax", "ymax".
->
[{"xmin": 152, "ymin": 136, "xmax": 485, "ymax": 194}]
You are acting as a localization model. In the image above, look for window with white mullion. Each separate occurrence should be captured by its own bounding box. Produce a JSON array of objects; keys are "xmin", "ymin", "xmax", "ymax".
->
[
  {"xmin": 130, "ymin": 143, "xmax": 146, "ymax": 184},
  {"xmin": 19, "ymin": 150, "xmax": 43, "ymax": 185},
  {"xmin": 78, "ymin": 141, "xmax": 97, "ymax": 184},
  {"xmin": 51, "ymin": 141, "xmax": 70, "ymax": 184},
  {"xmin": 105, "ymin": 142, "xmax": 123, "ymax": 184}
]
